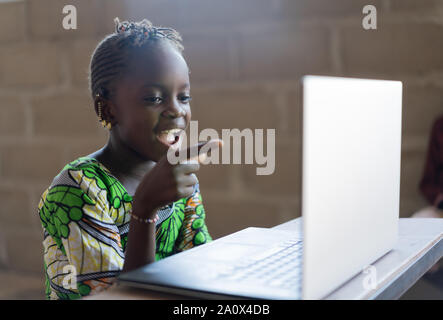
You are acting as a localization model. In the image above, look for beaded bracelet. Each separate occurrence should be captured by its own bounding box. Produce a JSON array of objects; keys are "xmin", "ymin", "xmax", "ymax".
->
[{"xmin": 130, "ymin": 212, "xmax": 159, "ymax": 224}]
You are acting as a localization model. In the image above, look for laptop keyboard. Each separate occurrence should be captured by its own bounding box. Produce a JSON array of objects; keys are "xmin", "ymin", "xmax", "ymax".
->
[{"xmin": 215, "ymin": 238, "xmax": 303, "ymax": 290}]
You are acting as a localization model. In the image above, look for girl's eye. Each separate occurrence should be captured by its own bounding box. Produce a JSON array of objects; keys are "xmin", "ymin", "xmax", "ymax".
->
[
  {"xmin": 145, "ymin": 97, "xmax": 163, "ymax": 104},
  {"xmin": 179, "ymin": 95, "xmax": 192, "ymax": 103}
]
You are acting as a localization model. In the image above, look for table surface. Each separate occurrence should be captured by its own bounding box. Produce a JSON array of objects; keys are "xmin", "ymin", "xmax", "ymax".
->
[{"xmin": 86, "ymin": 218, "xmax": 443, "ymax": 300}]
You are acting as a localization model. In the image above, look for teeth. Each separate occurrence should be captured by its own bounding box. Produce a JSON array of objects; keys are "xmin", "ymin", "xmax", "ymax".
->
[
  {"xmin": 166, "ymin": 132, "xmax": 176, "ymax": 143},
  {"xmin": 160, "ymin": 129, "xmax": 182, "ymax": 135},
  {"xmin": 158, "ymin": 129, "xmax": 182, "ymax": 144}
]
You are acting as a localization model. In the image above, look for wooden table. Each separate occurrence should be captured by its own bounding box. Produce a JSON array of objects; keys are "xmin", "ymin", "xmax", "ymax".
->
[{"xmin": 87, "ymin": 218, "xmax": 443, "ymax": 300}]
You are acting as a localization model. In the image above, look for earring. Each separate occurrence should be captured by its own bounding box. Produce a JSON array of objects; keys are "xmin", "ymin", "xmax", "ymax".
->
[
  {"xmin": 97, "ymin": 98, "xmax": 112, "ymax": 130},
  {"xmin": 103, "ymin": 121, "xmax": 112, "ymax": 130}
]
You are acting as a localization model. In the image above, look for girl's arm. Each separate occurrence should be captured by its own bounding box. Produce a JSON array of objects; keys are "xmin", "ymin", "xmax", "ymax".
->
[
  {"xmin": 122, "ymin": 212, "xmax": 157, "ymax": 272},
  {"xmin": 122, "ymin": 140, "xmax": 222, "ymax": 272},
  {"xmin": 121, "ymin": 161, "xmax": 198, "ymax": 273}
]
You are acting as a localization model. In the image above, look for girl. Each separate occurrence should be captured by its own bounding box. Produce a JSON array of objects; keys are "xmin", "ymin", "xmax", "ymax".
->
[{"xmin": 38, "ymin": 18, "xmax": 219, "ymax": 300}]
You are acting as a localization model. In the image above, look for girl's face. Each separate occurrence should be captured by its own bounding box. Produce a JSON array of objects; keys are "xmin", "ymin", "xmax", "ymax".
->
[{"xmin": 109, "ymin": 41, "xmax": 191, "ymax": 162}]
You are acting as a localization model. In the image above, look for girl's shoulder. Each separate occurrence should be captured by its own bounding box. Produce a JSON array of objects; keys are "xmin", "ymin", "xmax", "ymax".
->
[
  {"xmin": 62, "ymin": 156, "xmax": 112, "ymax": 176},
  {"xmin": 41, "ymin": 156, "xmax": 127, "ymax": 209},
  {"xmin": 39, "ymin": 156, "xmax": 131, "ymax": 227},
  {"xmin": 48, "ymin": 156, "xmax": 116, "ymax": 190}
]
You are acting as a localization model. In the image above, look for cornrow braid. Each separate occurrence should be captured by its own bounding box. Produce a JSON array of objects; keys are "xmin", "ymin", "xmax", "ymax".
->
[{"xmin": 89, "ymin": 17, "xmax": 184, "ymax": 99}]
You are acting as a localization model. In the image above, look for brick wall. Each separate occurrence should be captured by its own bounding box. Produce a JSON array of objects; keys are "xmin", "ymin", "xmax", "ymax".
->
[{"xmin": 0, "ymin": 0, "xmax": 441, "ymax": 276}]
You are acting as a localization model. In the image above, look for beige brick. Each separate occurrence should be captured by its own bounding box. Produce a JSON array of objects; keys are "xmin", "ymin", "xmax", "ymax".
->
[
  {"xmin": 4, "ymin": 226, "xmax": 44, "ymax": 274},
  {"xmin": 238, "ymin": 25, "xmax": 331, "ymax": 80},
  {"xmin": 390, "ymin": 0, "xmax": 443, "ymax": 13},
  {"xmin": 28, "ymin": 0, "xmax": 103, "ymax": 39},
  {"xmin": 120, "ymin": 0, "xmax": 182, "ymax": 30},
  {"xmin": 191, "ymin": 87, "xmax": 281, "ymax": 131},
  {"xmin": 402, "ymin": 85, "xmax": 443, "ymax": 139},
  {"xmin": 67, "ymin": 39, "xmax": 100, "ymax": 88},
  {"xmin": 0, "ymin": 187, "xmax": 33, "ymax": 228},
  {"xmin": 1, "ymin": 144, "xmax": 64, "ymax": 182},
  {"xmin": 63, "ymin": 137, "xmax": 108, "ymax": 164},
  {"xmin": 31, "ymin": 93, "xmax": 101, "ymax": 137},
  {"xmin": 27, "ymin": 0, "xmax": 60, "ymax": 38},
  {"xmin": 342, "ymin": 23, "xmax": 443, "ymax": 75},
  {"xmin": 98, "ymin": 0, "xmax": 127, "ymax": 34},
  {"xmin": 31, "ymin": 188, "xmax": 49, "ymax": 228},
  {"xmin": 183, "ymin": 34, "xmax": 231, "ymax": 83},
  {"xmin": 197, "ymin": 163, "xmax": 232, "ymax": 192},
  {"xmin": 285, "ymin": 87, "xmax": 303, "ymax": 137},
  {"xmin": 204, "ymin": 198, "xmax": 283, "ymax": 239},
  {"xmin": 0, "ymin": 43, "xmax": 62, "ymax": 87},
  {"xmin": 106, "ymin": 0, "xmax": 278, "ymax": 30},
  {"xmin": 0, "ymin": 0, "xmax": 26, "ymax": 43},
  {"xmin": 28, "ymin": 0, "xmax": 184, "ymax": 39},
  {"xmin": 179, "ymin": 0, "xmax": 279, "ymax": 28},
  {"xmin": 240, "ymin": 142, "xmax": 301, "ymax": 197},
  {"xmin": 0, "ymin": 97, "xmax": 26, "ymax": 136},
  {"xmin": 280, "ymin": 0, "xmax": 385, "ymax": 19}
]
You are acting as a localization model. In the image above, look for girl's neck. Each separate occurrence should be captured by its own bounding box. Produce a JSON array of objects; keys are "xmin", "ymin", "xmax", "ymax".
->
[{"xmin": 90, "ymin": 132, "xmax": 156, "ymax": 182}]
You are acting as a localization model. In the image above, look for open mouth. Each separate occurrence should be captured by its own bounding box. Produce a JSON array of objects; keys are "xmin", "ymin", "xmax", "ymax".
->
[{"xmin": 156, "ymin": 128, "xmax": 183, "ymax": 148}]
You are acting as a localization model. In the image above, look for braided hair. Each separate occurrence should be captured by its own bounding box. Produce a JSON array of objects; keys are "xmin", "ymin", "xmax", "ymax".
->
[{"xmin": 89, "ymin": 18, "xmax": 184, "ymax": 99}]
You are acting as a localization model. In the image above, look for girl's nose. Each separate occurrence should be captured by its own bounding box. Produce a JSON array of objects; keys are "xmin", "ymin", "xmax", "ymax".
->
[{"xmin": 161, "ymin": 101, "xmax": 186, "ymax": 119}]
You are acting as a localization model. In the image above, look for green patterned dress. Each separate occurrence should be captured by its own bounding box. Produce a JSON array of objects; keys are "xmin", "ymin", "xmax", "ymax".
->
[{"xmin": 37, "ymin": 157, "xmax": 212, "ymax": 299}]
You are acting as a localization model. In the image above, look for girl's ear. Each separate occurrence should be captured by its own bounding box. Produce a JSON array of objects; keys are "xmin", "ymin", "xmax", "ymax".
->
[{"xmin": 94, "ymin": 95, "xmax": 117, "ymax": 127}]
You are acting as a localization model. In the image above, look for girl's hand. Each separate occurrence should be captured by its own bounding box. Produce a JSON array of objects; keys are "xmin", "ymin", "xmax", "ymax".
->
[{"xmin": 132, "ymin": 139, "xmax": 223, "ymax": 218}]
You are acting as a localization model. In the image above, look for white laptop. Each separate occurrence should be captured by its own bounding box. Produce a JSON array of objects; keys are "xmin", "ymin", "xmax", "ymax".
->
[{"xmin": 118, "ymin": 76, "xmax": 403, "ymax": 300}]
